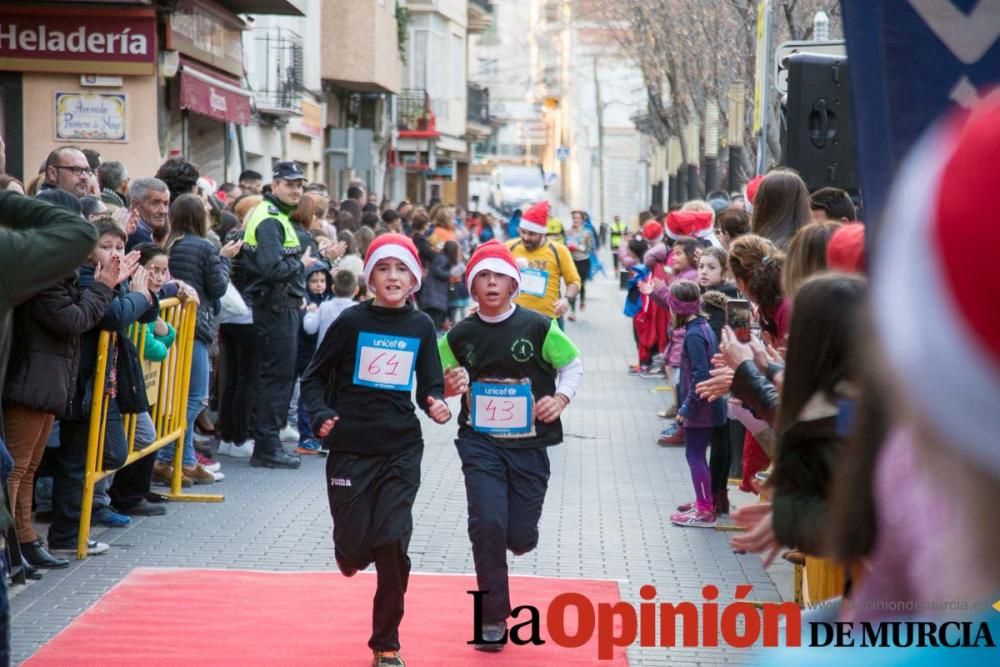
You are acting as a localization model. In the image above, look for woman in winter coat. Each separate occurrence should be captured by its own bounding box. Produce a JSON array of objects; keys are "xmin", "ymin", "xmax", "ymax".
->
[
  {"xmin": 3, "ymin": 249, "xmax": 119, "ymax": 571},
  {"xmin": 156, "ymin": 193, "xmax": 240, "ymax": 484},
  {"xmin": 418, "ymin": 247, "xmax": 451, "ymax": 332},
  {"xmin": 730, "ymin": 274, "xmax": 865, "ymax": 570}
]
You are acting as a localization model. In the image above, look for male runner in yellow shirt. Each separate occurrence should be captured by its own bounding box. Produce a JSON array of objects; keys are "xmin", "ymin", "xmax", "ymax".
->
[{"xmin": 506, "ymin": 201, "xmax": 580, "ymax": 323}]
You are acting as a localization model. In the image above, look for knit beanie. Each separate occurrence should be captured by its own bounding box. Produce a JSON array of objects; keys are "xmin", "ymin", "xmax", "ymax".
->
[
  {"xmin": 874, "ymin": 95, "xmax": 1000, "ymax": 478},
  {"xmin": 519, "ymin": 201, "xmax": 550, "ymax": 234},
  {"xmin": 363, "ymin": 233, "xmax": 423, "ymax": 292},
  {"xmin": 826, "ymin": 222, "xmax": 866, "ymax": 274},
  {"xmin": 465, "ymin": 240, "xmax": 521, "ymax": 300},
  {"xmin": 665, "ymin": 210, "xmax": 714, "ymax": 240}
]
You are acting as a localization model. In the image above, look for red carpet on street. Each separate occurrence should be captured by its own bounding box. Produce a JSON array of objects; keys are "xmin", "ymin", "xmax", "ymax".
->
[{"xmin": 25, "ymin": 567, "xmax": 629, "ymax": 666}]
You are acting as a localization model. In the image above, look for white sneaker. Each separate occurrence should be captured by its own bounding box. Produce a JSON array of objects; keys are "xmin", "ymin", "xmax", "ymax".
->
[
  {"xmin": 201, "ymin": 460, "xmax": 222, "ymax": 473},
  {"xmin": 211, "ymin": 470, "xmax": 225, "ymax": 481},
  {"xmin": 50, "ymin": 539, "xmax": 110, "ymax": 556},
  {"xmin": 279, "ymin": 425, "xmax": 300, "ymax": 443},
  {"xmin": 227, "ymin": 440, "xmax": 254, "ymax": 459},
  {"xmin": 217, "ymin": 440, "xmax": 233, "ymax": 456}
]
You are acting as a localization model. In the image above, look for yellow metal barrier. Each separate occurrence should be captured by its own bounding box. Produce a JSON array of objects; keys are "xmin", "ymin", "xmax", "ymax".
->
[{"xmin": 77, "ymin": 298, "xmax": 223, "ymax": 559}]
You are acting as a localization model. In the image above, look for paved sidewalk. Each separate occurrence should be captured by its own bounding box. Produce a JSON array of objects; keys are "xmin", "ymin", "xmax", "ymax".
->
[{"xmin": 10, "ymin": 265, "xmax": 788, "ymax": 665}]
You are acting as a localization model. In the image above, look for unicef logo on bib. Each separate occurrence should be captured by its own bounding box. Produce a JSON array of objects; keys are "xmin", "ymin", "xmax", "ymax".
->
[{"xmin": 353, "ymin": 332, "xmax": 421, "ymax": 391}]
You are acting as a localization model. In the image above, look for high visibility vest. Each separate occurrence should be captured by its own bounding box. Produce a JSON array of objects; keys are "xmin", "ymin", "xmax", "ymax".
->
[
  {"xmin": 609, "ymin": 221, "xmax": 628, "ymax": 248},
  {"xmin": 243, "ymin": 199, "xmax": 300, "ymax": 251}
]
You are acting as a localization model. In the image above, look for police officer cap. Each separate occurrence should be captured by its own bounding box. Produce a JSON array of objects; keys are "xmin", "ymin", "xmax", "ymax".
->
[{"xmin": 273, "ymin": 161, "xmax": 306, "ymax": 181}]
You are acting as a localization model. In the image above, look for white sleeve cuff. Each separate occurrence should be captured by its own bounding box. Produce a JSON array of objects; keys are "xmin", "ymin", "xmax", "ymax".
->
[{"xmin": 554, "ymin": 357, "xmax": 584, "ymax": 402}]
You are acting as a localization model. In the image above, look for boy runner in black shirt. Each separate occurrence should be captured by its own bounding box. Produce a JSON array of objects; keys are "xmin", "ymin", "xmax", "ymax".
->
[
  {"xmin": 300, "ymin": 234, "xmax": 451, "ymax": 667},
  {"xmin": 439, "ymin": 241, "xmax": 583, "ymax": 651}
]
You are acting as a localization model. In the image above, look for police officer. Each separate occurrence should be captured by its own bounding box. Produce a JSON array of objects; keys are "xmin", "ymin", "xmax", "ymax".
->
[
  {"xmin": 242, "ymin": 161, "xmax": 312, "ymax": 469},
  {"xmin": 609, "ymin": 215, "xmax": 628, "ymax": 272}
]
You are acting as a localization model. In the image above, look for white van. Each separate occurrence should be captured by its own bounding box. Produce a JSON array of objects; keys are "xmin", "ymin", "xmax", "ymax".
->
[{"xmin": 488, "ymin": 165, "xmax": 546, "ymax": 216}]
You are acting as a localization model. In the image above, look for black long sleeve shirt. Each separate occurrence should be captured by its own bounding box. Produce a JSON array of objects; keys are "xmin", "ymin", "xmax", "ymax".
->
[{"xmin": 300, "ymin": 300, "xmax": 445, "ymax": 455}]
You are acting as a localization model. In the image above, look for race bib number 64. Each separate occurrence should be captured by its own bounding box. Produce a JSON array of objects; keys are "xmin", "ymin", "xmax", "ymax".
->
[{"xmin": 353, "ymin": 332, "xmax": 420, "ymax": 391}]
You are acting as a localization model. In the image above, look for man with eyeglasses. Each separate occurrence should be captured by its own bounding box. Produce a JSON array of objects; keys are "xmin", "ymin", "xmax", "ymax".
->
[{"xmin": 42, "ymin": 146, "xmax": 91, "ymax": 198}]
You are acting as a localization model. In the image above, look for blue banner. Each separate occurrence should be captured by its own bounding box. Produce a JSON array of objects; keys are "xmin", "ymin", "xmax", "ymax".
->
[{"xmin": 841, "ymin": 0, "xmax": 1000, "ymax": 227}]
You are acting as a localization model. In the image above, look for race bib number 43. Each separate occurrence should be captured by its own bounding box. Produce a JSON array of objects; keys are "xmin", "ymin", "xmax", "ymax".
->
[
  {"xmin": 353, "ymin": 332, "xmax": 420, "ymax": 391},
  {"xmin": 471, "ymin": 381, "xmax": 533, "ymax": 436}
]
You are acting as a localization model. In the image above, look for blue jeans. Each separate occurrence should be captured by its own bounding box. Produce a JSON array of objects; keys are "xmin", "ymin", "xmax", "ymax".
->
[
  {"xmin": 297, "ymin": 394, "xmax": 314, "ymax": 444},
  {"xmin": 48, "ymin": 401, "xmax": 128, "ymax": 547},
  {"xmin": 95, "ymin": 412, "xmax": 156, "ymax": 509},
  {"xmin": 158, "ymin": 340, "xmax": 207, "ymax": 467}
]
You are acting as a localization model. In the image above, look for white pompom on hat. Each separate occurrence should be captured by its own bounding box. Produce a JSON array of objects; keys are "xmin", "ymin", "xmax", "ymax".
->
[
  {"xmin": 465, "ymin": 240, "xmax": 521, "ymax": 301},
  {"xmin": 874, "ymin": 94, "xmax": 1000, "ymax": 478},
  {"xmin": 363, "ymin": 233, "xmax": 423, "ymax": 293}
]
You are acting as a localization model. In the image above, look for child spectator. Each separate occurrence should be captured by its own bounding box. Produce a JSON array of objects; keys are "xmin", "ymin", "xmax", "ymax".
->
[
  {"xmin": 295, "ymin": 263, "xmax": 335, "ymax": 454},
  {"xmin": 4, "ymin": 228, "xmax": 118, "ymax": 572},
  {"xmin": 668, "ymin": 280, "xmax": 726, "ymax": 528},
  {"xmin": 308, "ymin": 269, "xmax": 360, "ymax": 344},
  {"xmin": 47, "ymin": 221, "xmax": 158, "ymax": 556},
  {"xmin": 647, "ymin": 235, "xmax": 700, "ymax": 445},
  {"xmin": 110, "ymin": 243, "xmax": 180, "ymax": 511},
  {"xmin": 299, "ymin": 234, "xmax": 450, "ymax": 667},
  {"xmin": 695, "ymin": 246, "xmax": 740, "ymax": 514}
]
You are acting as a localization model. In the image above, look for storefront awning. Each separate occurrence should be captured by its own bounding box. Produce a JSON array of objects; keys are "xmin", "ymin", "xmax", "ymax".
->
[{"xmin": 179, "ymin": 63, "xmax": 252, "ymax": 125}]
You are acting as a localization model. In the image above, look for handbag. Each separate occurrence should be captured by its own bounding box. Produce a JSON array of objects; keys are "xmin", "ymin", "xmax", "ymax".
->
[{"xmin": 216, "ymin": 282, "xmax": 249, "ymax": 324}]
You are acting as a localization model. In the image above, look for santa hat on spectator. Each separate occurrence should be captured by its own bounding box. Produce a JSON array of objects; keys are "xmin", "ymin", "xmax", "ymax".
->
[
  {"xmin": 363, "ymin": 233, "xmax": 423, "ymax": 292},
  {"xmin": 826, "ymin": 222, "xmax": 866, "ymax": 274},
  {"xmin": 665, "ymin": 210, "xmax": 714, "ymax": 240},
  {"xmin": 519, "ymin": 201, "xmax": 550, "ymax": 234},
  {"xmin": 642, "ymin": 220, "xmax": 664, "ymax": 241},
  {"xmin": 745, "ymin": 175, "xmax": 765, "ymax": 205},
  {"xmin": 465, "ymin": 240, "xmax": 521, "ymax": 300},
  {"xmin": 874, "ymin": 94, "xmax": 1000, "ymax": 477}
]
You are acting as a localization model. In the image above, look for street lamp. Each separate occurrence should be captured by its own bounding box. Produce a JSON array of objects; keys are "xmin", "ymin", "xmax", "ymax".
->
[
  {"xmin": 728, "ymin": 81, "xmax": 746, "ymax": 193},
  {"xmin": 813, "ymin": 11, "xmax": 830, "ymax": 41},
  {"xmin": 704, "ymin": 100, "xmax": 720, "ymax": 193},
  {"xmin": 685, "ymin": 119, "xmax": 700, "ymax": 199}
]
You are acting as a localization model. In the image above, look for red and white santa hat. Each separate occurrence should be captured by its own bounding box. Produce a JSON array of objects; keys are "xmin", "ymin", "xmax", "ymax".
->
[
  {"xmin": 519, "ymin": 201, "xmax": 550, "ymax": 234},
  {"xmin": 665, "ymin": 210, "xmax": 714, "ymax": 240},
  {"xmin": 363, "ymin": 233, "xmax": 423, "ymax": 292},
  {"xmin": 465, "ymin": 240, "xmax": 521, "ymax": 300},
  {"xmin": 874, "ymin": 94, "xmax": 1000, "ymax": 477}
]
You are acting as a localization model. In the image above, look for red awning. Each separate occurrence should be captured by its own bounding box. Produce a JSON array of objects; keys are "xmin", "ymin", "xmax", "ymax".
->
[{"xmin": 179, "ymin": 63, "xmax": 252, "ymax": 125}]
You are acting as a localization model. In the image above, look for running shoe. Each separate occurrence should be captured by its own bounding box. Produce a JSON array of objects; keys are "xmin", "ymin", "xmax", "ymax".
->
[
  {"xmin": 197, "ymin": 452, "xmax": 221, "ymax": 472},
  {"xmin": 296, "ymin": 439, "xmax": 322, "ymax": 455},
  {"xmin": 372, "ymin": 650, "xmax": 404, "ymax": 667},
  {"xmin": 657, "ymin": 424, "xmax": 684, "ymax": 446},
  {"xmin": 92, "ymin": 507, "xmax": 131, "ymax": 528},
  {"xmin": 671, "ymin": 509, "xmax": 717, "ymax": 528}
]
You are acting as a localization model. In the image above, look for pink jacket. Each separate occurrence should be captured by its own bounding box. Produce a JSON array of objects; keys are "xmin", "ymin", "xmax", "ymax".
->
[{"xmin": 646, "ymin": 263, "xmax": 697, "ymax": 368}]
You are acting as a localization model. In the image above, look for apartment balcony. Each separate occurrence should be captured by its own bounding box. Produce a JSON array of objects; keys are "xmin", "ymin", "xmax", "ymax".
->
[
  {"xmin": 397, "ymin": 89, "xmax": 440, "ymax": 139},
  {"xmin": 321, "ymin": 0, "xmax": 401, "ymax": 94},
  {"xmin": 467, "ymin": 83, "xmax": 491, "ymax": 124},
  {"xmin": 251, "ymin": 27, "xmax": 304, "ymax": 117},
  {"xmin": 468, "ymin": 0, "xmax": 494, "ymax": 34}
]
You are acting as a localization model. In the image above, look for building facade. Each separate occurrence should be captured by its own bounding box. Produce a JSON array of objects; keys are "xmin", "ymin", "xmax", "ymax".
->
[{"xmin": 0, "ymin": 0, "xmax": 304, "ymax": 187}]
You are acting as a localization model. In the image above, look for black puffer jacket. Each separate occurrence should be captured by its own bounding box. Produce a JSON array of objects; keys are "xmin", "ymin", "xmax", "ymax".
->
[
  {"xmin": 168, "ymin": 234, "xmax": 230, "ymax": 343},
  {"xmin": 4, "ymin": 273, "xmax": 115, "ymax": 416}
]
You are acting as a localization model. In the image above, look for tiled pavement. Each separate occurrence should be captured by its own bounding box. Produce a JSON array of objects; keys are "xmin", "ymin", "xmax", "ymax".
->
[{"xmin": 9, "ymin": 264, "xmax": 790, "ymax": 665}]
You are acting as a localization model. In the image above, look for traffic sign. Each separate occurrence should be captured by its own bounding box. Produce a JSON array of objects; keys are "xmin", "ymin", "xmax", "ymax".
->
[{"xmin": 775, "ymin": 39, "xmax": 846, "ymax": 94}]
